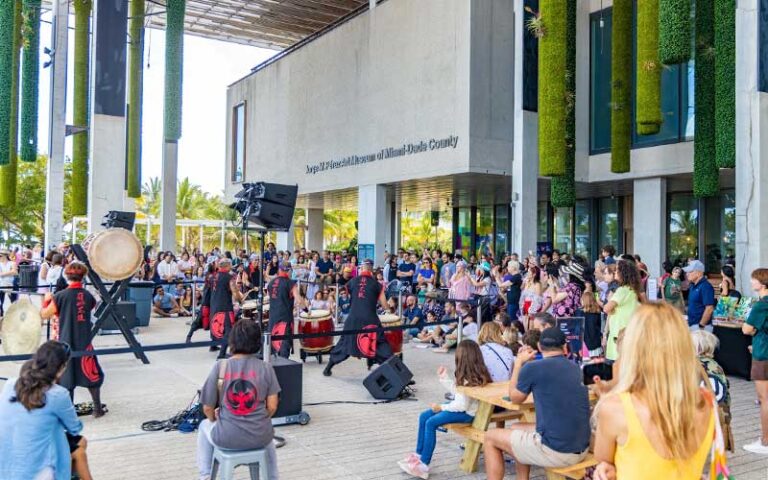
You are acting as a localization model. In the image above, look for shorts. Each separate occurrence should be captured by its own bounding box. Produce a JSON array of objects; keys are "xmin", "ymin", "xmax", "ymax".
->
[
  {"xmin": 509, "ymin": 429, "xmax": 587, "ymax": 468},
  {"xmin": 66, "ymin": 433, "xmax": 83, "ymax": 453},
  {"xmin": 752, "ymin": 359, "xmax": 768, "ymax": 381}
]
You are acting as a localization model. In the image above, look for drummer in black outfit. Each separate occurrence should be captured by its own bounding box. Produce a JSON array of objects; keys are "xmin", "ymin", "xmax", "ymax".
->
[
  {"xmin": 40, "ymin": 261, "xmax": 106, "ymax": 417},
  {"xmin": 266, "ymin": 263, "xmax": 306, "ymax": 358},
  {"xmin": 210, "ymin": 258, "xmax": 243, "ymax": 359},
  {"xmin": 323, "ymin": 259, "xmax": 393, "ymax": 376},
  {"xmin": 186, "ymin": 263, "xmax": 216, "ymax": 345}
]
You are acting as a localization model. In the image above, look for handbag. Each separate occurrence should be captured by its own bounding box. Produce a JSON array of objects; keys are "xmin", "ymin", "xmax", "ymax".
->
[{"xmin": 707, "ymin": 388, "xmax": 734, "ymax": 480}]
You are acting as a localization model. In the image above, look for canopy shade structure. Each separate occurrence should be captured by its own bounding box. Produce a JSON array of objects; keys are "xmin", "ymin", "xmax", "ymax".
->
[{"xmin": 144, "ymin": 0, "xmax": 367, "ymax": 49}]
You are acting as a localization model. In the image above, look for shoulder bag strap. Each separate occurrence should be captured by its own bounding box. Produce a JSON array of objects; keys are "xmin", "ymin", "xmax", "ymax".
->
[
  {"xmin": 486, "ymin": 344, "xmax": 510, "ymax": 372},
  {"xmin": 216, "ymin": 359, "xmax": 228, "ymax": 406}
]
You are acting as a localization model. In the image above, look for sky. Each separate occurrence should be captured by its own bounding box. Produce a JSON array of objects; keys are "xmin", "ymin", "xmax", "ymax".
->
[{"xmin": 37, "ymin": 13, "xmax": 276, "ymax": 194}]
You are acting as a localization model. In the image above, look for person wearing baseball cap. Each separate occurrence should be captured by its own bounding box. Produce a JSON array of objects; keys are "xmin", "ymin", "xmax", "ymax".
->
[
  {"xmin": 483, "ymin": 327, "xmax": 590, "ymax": 479},
  {"xmin": 683, "ymin": 260, "xmax": 716, "ymax": 331}
]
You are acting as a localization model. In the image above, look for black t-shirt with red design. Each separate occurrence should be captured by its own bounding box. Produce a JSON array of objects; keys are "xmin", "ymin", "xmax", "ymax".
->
[{"xmin": 53, "ymin": 284, "xmax": 104, "ymax": 389}]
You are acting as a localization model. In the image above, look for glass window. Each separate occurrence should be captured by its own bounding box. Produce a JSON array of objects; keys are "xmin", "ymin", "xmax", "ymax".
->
[
  {"xmin": 523, "ymin": 0, "xmax": 540, "ymax": 112},
  {"xmin": 590, "ymin": 9, "xmax": 612, "ymax": 153},
  {"xmin": 598, "ymin": 197, "xmax": 620, "ymax": 252},
  {"xmin": 574, "ymin": 200, "xmax": 591, "ymax": 261},
  {"xmin": 704, "ymin": 191, "xmax": 735, "ymax": 273},
  {"xmin": 476, "ymin": 206, "xmax": 494, "ymax": 258},
  {"xmin": 494, "ymin": 205, "xmax": 509, "ymax": 256},
  {"xmin": 537, "ymin": 201, "xmax": 549, "ymax": 242},
  {"xmin": 553, "ymin": 207, "xmax": 573, "ymax": 254},
  {"xmin": 232, "ymin": 103, "xmax": 246, "ymax": 183},
  {"xmin": 589, "ymin": 8, "xmax": 694, "ymax": 153},
  {"xmin": 668, "ymin": 194, "xmax": 699, "ymax": 267},
  {"xmin": 455, "ymin": 208, "xmax": 473, "ymax": 259}
]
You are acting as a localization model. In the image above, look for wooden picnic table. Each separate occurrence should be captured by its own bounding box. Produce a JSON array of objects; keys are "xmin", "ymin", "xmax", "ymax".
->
[{"xmin": 453, "ymin": 381, "xmax": 597, "ymax": 473}]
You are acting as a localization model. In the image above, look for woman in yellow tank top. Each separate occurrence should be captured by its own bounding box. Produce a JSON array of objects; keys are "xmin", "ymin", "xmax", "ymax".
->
[{"xmin": 593, "ymin": 303, "xmax": 715, "ymax": 480}]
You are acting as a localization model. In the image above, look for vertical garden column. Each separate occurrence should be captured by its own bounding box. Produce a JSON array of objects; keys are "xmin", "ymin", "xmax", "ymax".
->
[
  {"xmin": 693, "ymin": 0, "xmax": 718, "ymax": 197},
  {"xmin": 71, "ymin": 0, "xmax": 91, "ymax": 216},
  {"xmin": 659, "ymin": 0, "xmax": 691, "ymax": 64},
  {"xmin": 610, "ymin": 0, "xmax": 632, "ymax": 173},
  {"xmin": 537, "ymin": 0, "xmax": 568, "ymax": 177},
  {"xmin": 0, "ymin": 0, "xmax": 13, "ymax": 167},
  {"xmin": 636, "ymin": 0, "xmax": 663, "ymax": 134},
  {"xmin": 126, "ymin": 0, "xmax": 144, "ymax": 198},
  {"xmin": 20, "ymin": 0, "xmax": 40, "ymax": 162},
  {"xmin": 715, "ymin": 0, "xmax": 735, "ymax": 168},
  {"xmin": 160, "ymin": 0, "xmax": 184, "ymax": 252},
  {"xmin": 550, "ymin": 0, "xmax": 576, "ymax": 208},
  {"xmin": 0, "ymin": 0, "xmax": 21, "ymax": 206},
  {"xmin": 44, "ymin": 0, "xmax": 69, "ymax": 248}
]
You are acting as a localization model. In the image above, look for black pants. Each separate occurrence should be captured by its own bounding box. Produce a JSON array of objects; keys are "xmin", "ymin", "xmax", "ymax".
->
[{"xmin": 328, "ymin": 335, "xmax": 394, "ymax": 367}]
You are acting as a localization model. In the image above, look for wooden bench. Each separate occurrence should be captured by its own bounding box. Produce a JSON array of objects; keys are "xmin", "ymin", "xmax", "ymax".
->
[
  {"xmin": 544, "ymin": 454, "xmax": 598, "ymax": 480},
  {"xmin": 443, "ymin": 411, "xmax": 524, "ymax": 442}
]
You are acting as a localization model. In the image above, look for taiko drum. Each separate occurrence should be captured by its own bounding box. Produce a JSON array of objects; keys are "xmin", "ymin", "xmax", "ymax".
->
[
  {"xmin": 299, "ymin": 309, "xmax": 334, "ymax": 352},
  {"xmin": 379, "ymin": 313, "xmax": 403, "ymax": 355}
]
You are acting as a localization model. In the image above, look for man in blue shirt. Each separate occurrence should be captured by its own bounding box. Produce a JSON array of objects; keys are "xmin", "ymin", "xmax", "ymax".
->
[
  {"xmin": 403, "ymin": 295, "xmax": 423, "ymax": 337},
  {"xmin": 397, "ymin": 254, "xmax": 417, "ymax": 286},
  {"xmin": 153, "ymin": 287, "xmax": 182, "ymax": 317},
  {"xmin": 684, "ymin": 260, "xmax": 716, "ymax": 331},
  {"xmin": 483, "ymin": 328, "xmax": 590, "ymax": 480}
]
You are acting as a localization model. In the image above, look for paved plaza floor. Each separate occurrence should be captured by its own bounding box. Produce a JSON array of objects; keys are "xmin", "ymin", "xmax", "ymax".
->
[{"xmin": 1, "ymin": 314, "xmax": 768, "ymax": 479}]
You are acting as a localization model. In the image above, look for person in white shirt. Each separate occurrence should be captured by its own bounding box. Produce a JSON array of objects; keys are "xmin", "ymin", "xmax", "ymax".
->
[
  {"xmin": 0, "ymin": 250, "xmax": 18, "ymax": 315},
  {"xmin": 477, "ymin": 322, "xmax": 515, "ymax": 382},
  {"xmin": 157, "ymin": 253, "xmax": 179, "ymax": 292},
  {"xmin": 398, "ymin": 340, "xmax": 492, "ymax": 479}
]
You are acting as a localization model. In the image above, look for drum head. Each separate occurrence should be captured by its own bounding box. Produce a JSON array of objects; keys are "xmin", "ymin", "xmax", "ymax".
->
[
  {"xmin": 1, "ymin": 298, "xmax": 42, "ymax": 355},
  {"xmin": 241, "ymin": 300, "xmax": 259, "ymax": 310},
  {"xmin": 379, "ymin": 314, "xmax": 401, "ymax": 324},
  {"xmin": 87, "ymin": 229, "xmax": 143, "ymax": 280},
  {"xmin": 300, "ymin": 309, "xmax": 330, "ymax": 319}
]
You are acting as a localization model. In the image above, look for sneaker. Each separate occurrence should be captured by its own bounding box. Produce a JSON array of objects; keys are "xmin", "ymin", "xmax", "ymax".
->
[
  {"xmin": 398, "ymin": 458, "xmax": 429, "ymax": 479},
  {"xmin": 744, "ymin": 440, "xmax": 768, "ymax": 455}
]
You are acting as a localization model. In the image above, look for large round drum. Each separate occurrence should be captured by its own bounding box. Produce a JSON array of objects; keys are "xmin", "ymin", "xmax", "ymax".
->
[
  {"xmin": 82, "ymin": 228, "xmax": 143, "ymax": 281},
  {"xmin": 299, "ymin": 309, "xmax": 333, "ymax": 352},
  {"xmin": 240, "ymin": 300, "xmax": 259, "ymax": 319},
  {"xmin": 379, "ymin": 313, "xmax": 403, "ymax": 356}
]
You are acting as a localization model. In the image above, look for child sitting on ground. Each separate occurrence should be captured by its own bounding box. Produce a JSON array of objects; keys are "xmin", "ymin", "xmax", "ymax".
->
[
  {"xmin": 415, "ymin": 310, "xmax": 442, "ymax": 345},
  {"xmin": 398, "ymin": 340, "xmax": 492, "ymax": 479}
]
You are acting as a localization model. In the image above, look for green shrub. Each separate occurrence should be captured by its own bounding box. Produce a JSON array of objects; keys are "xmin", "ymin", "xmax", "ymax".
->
[
  {"xmin": 127, "ymin": 0, "xmax": 145, "ymax": 198},
  {"xmin": 0, "ymin": 0, "xmax": 15, "ymax": 166},
  {"xmin": 636, "ymin": 0, "xmax": 662, "ymax": 135},
  {"xmin": 714, "ymin": 0, "xmax": 735, "ymax": 169},
  {"xmin": 164, "ymin": 0, "xmax": 185, "ymax": 141},
  {"xmin": 693, "ymin": 0, "xmax": 718, "ymax": 197},
  {"xmin": 537, "ymin": 0, "xmax": 568, "ymax": 177},
  {"xmin": 659, "ymin": 0, "xmax": 691, "ymax": 64},
  {"xmin": 71, "ymin": 0, "xmax": 91, "ymax": 215},
  {"xmin": 551, "ymin": 0, "xmax": 576, "ymax": 207},
  {"xmin": 0, "ymin": 0, "xmax": 21, "ymax": 206},
  {"xmin": 610, "ymin": 0, "xmax": 633, "ymax": 173},
  {"xmin": 19, "ymin": 0, "xmax": 40, "ymax": 162}
]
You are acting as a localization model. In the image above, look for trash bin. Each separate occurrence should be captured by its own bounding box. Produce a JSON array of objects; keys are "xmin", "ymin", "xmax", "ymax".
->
[
  {"xmin": 125, "ymin": 281, "xmax": 155, "ymax": 327},
  {"xmin": 17, "ymin": 263, "xmax": 39, "ymax": 292}
]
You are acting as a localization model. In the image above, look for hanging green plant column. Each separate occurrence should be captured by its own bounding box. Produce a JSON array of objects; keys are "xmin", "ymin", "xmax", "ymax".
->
[
  {"xmin": 0, "ymin": 0, "xmax": 14, "ymax": 166},
  {"xmin": 636, "ymin": 0, "xmax": 663, "ymax": 135},
  {"xmin": 71, "ymin": 0, "xmax": 91, "ymax": 215},
  {"xmin": 551, "ymin": 0, "xmax": 576, "ymax": 208},
  {"xmin": 126, "ymin": 0, "xmax": 145, "ymax": 198},
  {"xmin": 164, "ymin": 0, "xmax": 184, "ymax": 142},
  {"xmin": 659, "ymin": 0, "xmax": 691, "ymax": 64},
  {"xmin": 19, "ymin": 0, "xmax": 40, "ymax": 162},
  {"xmin": 610, "ymin": 0, "xmax": 633, "ymax": 173},
  {"xmin": 693, "ymin": 0, "xmax": 718, "ymax": 197},
  {"xmin": 537, "ymin": 0, "xmax": 568, "ymax": 177},
  {"xmin": 714, "ymin": 0, "xmax": 735, "ymax": 169},
  {"xmin": 0, "ymin": 0, "xmax": 21, "ymax": 206}
]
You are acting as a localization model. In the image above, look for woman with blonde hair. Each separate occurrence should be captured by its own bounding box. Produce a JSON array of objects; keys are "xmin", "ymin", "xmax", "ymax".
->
[
  {"xmin": 477, "ymin": 322, "xmax": 514, "ymax": 382},
  {"xmin": 593, "ymin": 303, "xmax": 714, "ymax": 480}
]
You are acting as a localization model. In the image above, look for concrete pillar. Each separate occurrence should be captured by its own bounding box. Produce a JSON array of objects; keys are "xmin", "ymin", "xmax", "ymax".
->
[
  {"xmin": 357, "ymin": 184, "xmax": 390, "ymax": 263},
  {"xmin": 87, "ymin": 0, "xmax": 129, "ymax": 234},
  {"xmin": 633, "ymin": 178, "xmax": 667, "ymax": 278},
  {"xmin": 160, "ymin": 141, "xmax": 178, "ymax": 251},
  {"xmin": 306, "ymin": 208, "xmax": 324, "ymax": 252},
  {"xmin": 44, "ymin": 0, "xmax": 69, "ymax": 250},
  {"xmin": 735, "ymin": 0, "xmax": 768, "ymax": 291},
  {"xmin": 511, "ymin": 0, "xmax": 538, "ymax": 256},
  {"xmin": 276, "ymin": 227, "xmax": 294, "ymax": 252}
]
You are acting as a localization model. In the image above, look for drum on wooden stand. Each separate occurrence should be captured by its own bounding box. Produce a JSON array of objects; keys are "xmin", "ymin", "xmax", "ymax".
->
[
  {"xmin": 82, "ymin": 228, "xmax": 143, "ymax": 281},
  {"xmin": 298, "ymin": 309, "xmax": 334, "ymax": 363},
  {"xmin": 379, "ymin": 313, "xmax": 403, "ymax": 357},
  {"xmin": 240, "ymin": 300, "xmax": 259, "ymax": 320}
]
